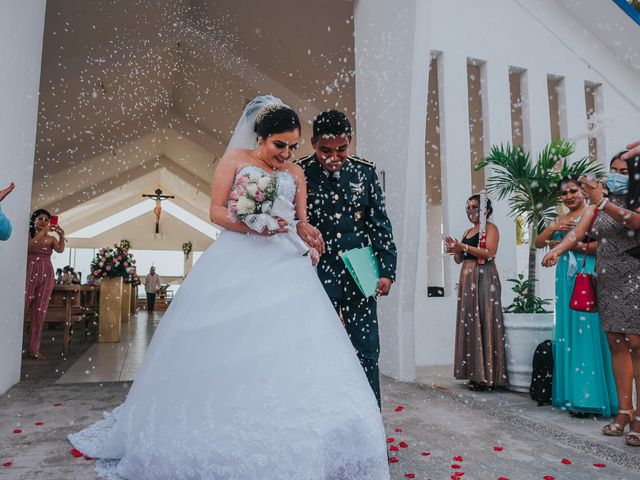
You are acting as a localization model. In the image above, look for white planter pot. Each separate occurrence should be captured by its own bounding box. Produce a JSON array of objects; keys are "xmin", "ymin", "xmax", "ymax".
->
[{"xmin": 503, "ymin": 312, "xmax": 555, "ymax": 392}]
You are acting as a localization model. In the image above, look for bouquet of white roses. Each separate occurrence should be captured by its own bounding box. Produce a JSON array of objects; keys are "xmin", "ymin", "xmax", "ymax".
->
[{"xmin": 227, "ymin": 170, "xmax": 309, "ymax": 255}]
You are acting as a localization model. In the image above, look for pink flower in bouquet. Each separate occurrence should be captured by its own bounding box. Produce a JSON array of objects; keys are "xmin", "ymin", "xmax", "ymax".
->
[
  {"xmin": 94, "ymin": 269, "xmax": 101, "ymax": 275},
  {"xmin": 254, "ymin": 190, "xmax": 266, "ymax": 202},
  {"xmin": 229, "ymin": 190, "xmax": 240, "ymax": 201},
  {"xmin": 236, "ymin": 185, "xmax": 248, "ymax": 197},
  {"xmin": 235, "ymin": 175, "xmax": 249, "ymax": 186},
  {"xmin": 106, "ymin": 266, "xmax": 111, "ymax": 271},
  {"xmin": 228, "ymin": 201, "xmax": 238, "ymax": 217},
  {"xmin": 124, "ymin": 262, "xmax": 129, "ymax": 267}
]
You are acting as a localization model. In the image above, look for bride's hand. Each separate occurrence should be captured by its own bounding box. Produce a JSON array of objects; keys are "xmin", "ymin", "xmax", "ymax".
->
[{"xmin": 309, "ymin": 247, "xmax": 320, "ymax": 266}]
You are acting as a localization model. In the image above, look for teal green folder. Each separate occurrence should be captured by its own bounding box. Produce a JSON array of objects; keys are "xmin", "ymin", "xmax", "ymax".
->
[{"xmin": 340, "ymin": 246, "xmax": 380, "ymax": 297}]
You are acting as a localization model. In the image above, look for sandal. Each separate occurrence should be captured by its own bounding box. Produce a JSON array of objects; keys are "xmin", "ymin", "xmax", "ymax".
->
[
  {"xmin": 27, "ymin": 352, "xmax": 47, "ymax": 360},
  {"xmin": 626, "ymin": 416, "xmax": 640, "ymax": 447},
  {"xmin": 602, "ymin": 408, "xmax": 634, "ymax": 436}
]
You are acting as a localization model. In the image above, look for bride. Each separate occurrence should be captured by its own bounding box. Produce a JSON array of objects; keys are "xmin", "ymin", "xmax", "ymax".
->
[{"xmin": 69, "ymin": 96, "xmax": 391, "ymax": 480}]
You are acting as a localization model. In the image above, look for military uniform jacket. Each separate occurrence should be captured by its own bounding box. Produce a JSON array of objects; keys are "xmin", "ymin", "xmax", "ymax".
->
[{"xmin": 296, "ymin": 154, "xmax": 397, "ymax": 299}]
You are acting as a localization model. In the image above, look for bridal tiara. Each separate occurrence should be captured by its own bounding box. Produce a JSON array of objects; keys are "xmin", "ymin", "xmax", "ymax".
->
[{"xmin": 255, "ymin": 103, "xmax": 287, "ymax": 126}]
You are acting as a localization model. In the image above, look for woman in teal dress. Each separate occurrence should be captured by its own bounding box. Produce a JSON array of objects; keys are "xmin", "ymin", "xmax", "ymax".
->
[{"xmin": 536, "ymin": 176, "xmax": 617, "ymax": 416}]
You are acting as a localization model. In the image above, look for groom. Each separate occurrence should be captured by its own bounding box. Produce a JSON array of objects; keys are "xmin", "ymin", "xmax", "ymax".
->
[{"xmin": 295, "ymin": 110, "xmax": 397, "ymax": 406}]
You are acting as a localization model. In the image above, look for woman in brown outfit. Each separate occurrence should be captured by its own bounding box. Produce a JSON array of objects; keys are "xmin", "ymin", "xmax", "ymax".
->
[{"xmin": 445, "ymin": 195, "xmax": 507, "ymax": 391}]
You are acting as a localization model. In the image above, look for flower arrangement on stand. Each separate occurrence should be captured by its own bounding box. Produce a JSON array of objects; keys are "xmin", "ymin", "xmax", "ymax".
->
[
  {"xmin": 182, "ymin": 241, "xmax": 193, "ymax": 260},
  {"xmin": 91, "ymin": 244, "xmax": 136, "ymax": 279}
]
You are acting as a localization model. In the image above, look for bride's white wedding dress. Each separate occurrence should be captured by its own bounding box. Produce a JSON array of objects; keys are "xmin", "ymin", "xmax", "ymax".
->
[{"xmin": 69, "ymin": 166, "xmax": 390, "ymax": 480}]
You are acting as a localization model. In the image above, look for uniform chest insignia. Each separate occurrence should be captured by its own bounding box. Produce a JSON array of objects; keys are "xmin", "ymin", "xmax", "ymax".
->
[
  {"xmin": 354, "ymin": 211, "xmax": 363, "ymax": 221},
  {"xmin": 350, "ymin": 182, "xmax": 364, "ymax": 194}
]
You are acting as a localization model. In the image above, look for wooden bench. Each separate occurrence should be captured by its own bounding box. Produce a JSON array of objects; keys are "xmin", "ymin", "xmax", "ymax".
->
[{"xmin": 24, "ymin": 285, "xmax": 100, "ymax": 355}]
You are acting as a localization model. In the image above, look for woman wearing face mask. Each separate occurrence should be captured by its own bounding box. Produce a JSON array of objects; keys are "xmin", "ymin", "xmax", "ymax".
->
[
  {"xmin": 535, "ymin": 176, "xmax": 617, "ymax": 418},
  {"xmin": 543, "ymin": 152, "xmax": 640, "ymax": 447},
  {"xmin": 445, "ymin": 195, "xmax": 507, "ymax": 391}
]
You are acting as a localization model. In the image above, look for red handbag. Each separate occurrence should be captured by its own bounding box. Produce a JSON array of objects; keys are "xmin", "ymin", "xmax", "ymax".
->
[{"xmin": 569, "ymin": 210, "xmax": 598, "ymax": 312}]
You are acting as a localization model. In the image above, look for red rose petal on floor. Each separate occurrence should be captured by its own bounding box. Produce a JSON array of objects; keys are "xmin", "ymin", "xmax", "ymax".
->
[
  {"xmin": 395, "ymin": 406, "xmax": 405, "ymax": 412},
  {"xmin": 498, "ymin": 477, "xmax": 510, "ymax": 480},
  {"xmin": 389, "ymin": 456, "xmax": 399, "ymax": 463},
  {"xmin": 387, "ymin": 437, "xmax": 395, "ymax": 443},
  {"xmin": 2, "ymin": 461, "xmax": 12, "ymax": 468},
  {"xmin": 405, "ymin": 474, "xmax": 416, "ymax": 479},
  {"xmin": 395, "ymin": 428, "xmax": 404, "ymax": 433},
  {"xmin": 12, "ymin": 429, "xmax": 21, "ymax": 434},
  {"xmin": 561, "ymin": 458, "xmax": 572, "ymax": 465},
  {"xmin": 543, "ymin": 476, "xmax": 555, "ymax": 480},
  {"xmin": 399, "ymin": 441, "xmax": 409, "ymax": 448},
  {"xmin": 453, "ymin": 455, "xmax": 463, "ymax": 461},
  {"xmin": 34, "ymin": 422, "xmax": 44, "ymax": 426},
  {"xmin": 421, "ymin": 451, "xmax": 431, "ymax": 456},
  {"xmin": 451, "ymin": 464, "xmax": 462, "ymax": 469},
  {"xmin": 390, "ymin": 445, "xmax": 399, "ymax": 452},
  {"xmin": 453, "ymin": 473, "xmax": 465, "ymax": 477},
  {"xmin": 84, "ymin": 455, "xmax": 93, "ymax": 460},
  {"xmin": 593, "ymin": 464, "xmax": 606, "ymax": 468},
  {"xmin": 493, "ymin": 446, "xmax": 504, "ymax": 452},
  {"xmin": 53, "ymin": 403, "xmax": 62, "ymax": 407},
  {"xmin": 70, "ymin": 448, "xmax": 83, "ymax": 458}
]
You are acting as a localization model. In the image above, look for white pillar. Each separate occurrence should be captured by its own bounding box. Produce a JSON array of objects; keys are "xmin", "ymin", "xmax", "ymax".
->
[
  {"xmin": 484, "ymin": 61, "xmax": 518, "ymax": 298},
  {"xmin": 564, "ymin": 75, "xmax": 589, "ymax": 161},
  {"xmin": 0, "ymin": 1, "xmax": 47, "ymax": 394},
  {"xmin": 354, "ymin": 0, "xmax": 432, "ymax": 381},
  {"xmin": 439, "ymin": 53, "xmax": 473, "ymax": 288},
  {"xmin": 522, "ymin": 68, "xmax": 555, "ymax": 302}
]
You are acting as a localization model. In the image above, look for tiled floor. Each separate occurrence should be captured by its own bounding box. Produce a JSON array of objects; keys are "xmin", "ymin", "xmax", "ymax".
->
[{"xmin": 56, "ymin": 311, "xmax": 161, "ymax": 384}]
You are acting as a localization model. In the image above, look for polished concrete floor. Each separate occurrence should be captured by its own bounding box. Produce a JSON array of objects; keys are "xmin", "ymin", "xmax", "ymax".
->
[
  {"xmin": 2, "ymin": 312, "xmax": 639, "ymax": 479},
  {"xmin": 56, "ymin": 312, "xmax": 160, "ymax": 384}
]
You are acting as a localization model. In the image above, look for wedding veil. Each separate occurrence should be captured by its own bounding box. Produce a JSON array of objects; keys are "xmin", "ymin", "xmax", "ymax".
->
[{"xmin": 226, "ymin": 95, "xmax": 288, "ymax": 152}]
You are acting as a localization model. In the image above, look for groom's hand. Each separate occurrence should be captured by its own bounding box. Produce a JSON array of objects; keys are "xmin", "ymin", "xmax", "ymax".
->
[
  {"xmin": 296, "ymin": 221, "xmax": 325, "ymax": 255},
  {"xmin": 375, "ymin": 278, "xmax": 392, "ymax": 296}
]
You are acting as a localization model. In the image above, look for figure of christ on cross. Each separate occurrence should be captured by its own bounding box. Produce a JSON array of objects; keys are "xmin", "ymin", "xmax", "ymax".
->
[{"xmin": 142, "ymin": 188, "xmax": 175, "ymax": 234}]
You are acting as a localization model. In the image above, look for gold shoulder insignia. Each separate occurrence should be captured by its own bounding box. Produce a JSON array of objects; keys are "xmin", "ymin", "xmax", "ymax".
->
[
  {"xmin": 293, "ymin": 154, "xmax": 314, "ymax": 165},
  {"xmin": 349, "ymin": 155, "xmax": 376, "ymax": 168}
]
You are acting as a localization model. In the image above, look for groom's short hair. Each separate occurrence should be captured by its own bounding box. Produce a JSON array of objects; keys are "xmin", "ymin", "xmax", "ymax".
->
[{"xmin": 312, "ymin": 110, "xmax": 352, "ymax": 140}]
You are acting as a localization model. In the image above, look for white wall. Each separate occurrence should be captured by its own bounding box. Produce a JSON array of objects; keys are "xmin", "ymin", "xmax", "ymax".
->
[
  {"xmin": 0, "ymin": 1, "xmax": 47, "ymax": 394},
  {"xmin": 415, "ymin": 0, "xmax": 640, "ymax": 366},
  {"xmin": 354, "ymin": 0, "xmax": 432, "ymax": 381}
]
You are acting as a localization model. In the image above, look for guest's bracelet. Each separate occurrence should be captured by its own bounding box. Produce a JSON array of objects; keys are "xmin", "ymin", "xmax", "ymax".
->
[
  {"xmin": 597, "ymin": 197, "xmax": 609, "ymax": 210},
  {"xmin": 463, "ymin": 244, "xmax": 469, "ymax": 253}
]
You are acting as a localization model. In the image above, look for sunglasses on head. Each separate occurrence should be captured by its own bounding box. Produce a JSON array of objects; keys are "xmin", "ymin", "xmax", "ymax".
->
[{"xmin": 559, "ymin": 188, "xmax": 580, "ymax": 196}]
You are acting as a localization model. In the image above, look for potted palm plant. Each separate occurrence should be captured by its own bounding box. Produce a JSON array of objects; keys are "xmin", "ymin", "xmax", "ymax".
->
[{"xmin": 476, "ymin": 140, "xmax": 603, "ymax": 391}]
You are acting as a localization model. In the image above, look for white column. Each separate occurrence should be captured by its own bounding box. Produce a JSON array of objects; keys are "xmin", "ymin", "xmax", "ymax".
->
[
  {"xmin": 564, "ymin": 76, "xmax": 589, "ymax": 160},
  {"xmin": 522, "ymin": 69, "xmax": 551, "ymax": 154},
  {"xmin": 0, "ymin": 1, "xmax": 47, "ymax": 394},
  {"xmin": 439, "ymin": 53, "xmax": 472, "ymax": 286},
  {"xmin": 484, "ymin": 61, "xmax": 518, "ymax": 297},
  {"xmin": 354, "ymin": 0, "xmax": 432, "ymax": 381},
  {"xmin": 522, "ymin": 68, "xmax": 555, "ymax": 302}
]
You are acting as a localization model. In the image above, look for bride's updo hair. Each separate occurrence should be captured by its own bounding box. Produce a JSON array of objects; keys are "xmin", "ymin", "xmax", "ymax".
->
[{"xmin": 254, "ymin": 104, "xmax": 301, "ymax": 139}]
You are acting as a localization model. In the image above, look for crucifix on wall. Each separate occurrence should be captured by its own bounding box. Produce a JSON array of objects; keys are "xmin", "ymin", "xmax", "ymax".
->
[{"xmin": 142, "ymin": 188, "xmax": 175, "ymax": 234}]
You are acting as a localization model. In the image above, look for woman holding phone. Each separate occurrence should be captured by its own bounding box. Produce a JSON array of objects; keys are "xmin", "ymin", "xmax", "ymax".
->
[
  {"xmin": 543, "ymin": 151, "xmax": 640, "ymax": 447},
  {"xmin": 25, "ymin": 209, "xmax": 65, "ymax": 359}
]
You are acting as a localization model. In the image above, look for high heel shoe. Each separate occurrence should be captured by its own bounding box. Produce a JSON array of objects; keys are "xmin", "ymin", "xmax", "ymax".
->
[
  {"xmin": 625, "ymin": 415, "xmax": 640, "ymax": 446},
  {"xmin": 602, "ymin": 408, "xmax": 634, "ymax": 436}
]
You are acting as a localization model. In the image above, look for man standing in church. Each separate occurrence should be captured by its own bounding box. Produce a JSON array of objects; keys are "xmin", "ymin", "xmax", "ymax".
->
[
  {"xmin": 295, "ymin": 110, "xmax": 397, "ymax": 406},
  {"xmin": 144, "ymin": 266, "xmax": 161, "ymax": 312}
]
